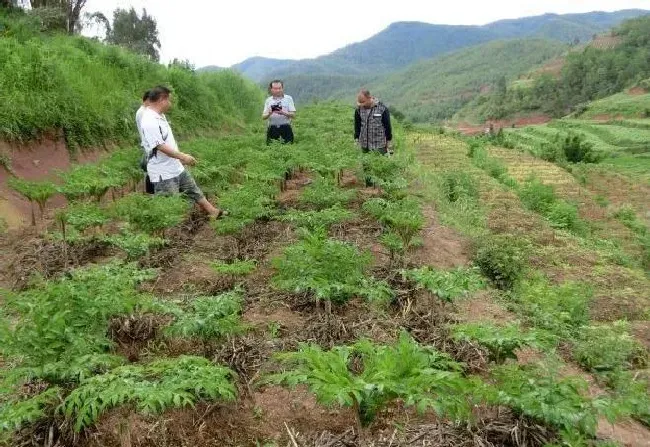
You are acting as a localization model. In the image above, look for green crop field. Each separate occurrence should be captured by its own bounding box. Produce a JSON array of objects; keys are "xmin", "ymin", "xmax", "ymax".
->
[
  {"xmin": 1, "ymin": 104, "xmax": 649, "ymax": 446},
  {"xmin": 1, "ymin": 6, "xmax": 649, "ymax": 447}
]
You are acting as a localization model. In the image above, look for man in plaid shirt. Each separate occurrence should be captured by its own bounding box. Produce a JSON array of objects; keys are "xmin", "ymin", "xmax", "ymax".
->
[{"xmin": 354, "ymin": 89, "xmax": 393, "ymax": 155}]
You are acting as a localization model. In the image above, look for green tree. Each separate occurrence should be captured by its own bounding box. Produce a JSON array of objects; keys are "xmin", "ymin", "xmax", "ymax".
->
[
  {"xmin": 107, "ymin": 7, "xmax": 160, "ymax": 61},
  {"xmin": 29, "ymin": 0, "xmax": 87, "ymax": 34},
  {"xmin": 496, "ymin": 75, "xmax": 507, "ymax": 97}
]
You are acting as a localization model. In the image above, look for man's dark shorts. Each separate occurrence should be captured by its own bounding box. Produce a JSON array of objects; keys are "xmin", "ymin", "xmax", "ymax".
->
[
  {"xmin": 153, "ymin": 170, "xmax": 205, "ymax": 202},
  {"xmin": 267, "ymin": 124, "xmax": 294, "ymax": 144}
]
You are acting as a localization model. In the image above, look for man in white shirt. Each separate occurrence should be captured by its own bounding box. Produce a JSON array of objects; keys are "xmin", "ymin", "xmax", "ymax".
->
[
  {"xmin": 135, "ymin": 89, "xmax": 154, "ymax": 194},
  {"xmin": 140, "ymin": 86, "xmax": 224, "ymax": 218},
  {"xmin": 262, "ymin": 80, "xmax": 296, "ymax": 144}
]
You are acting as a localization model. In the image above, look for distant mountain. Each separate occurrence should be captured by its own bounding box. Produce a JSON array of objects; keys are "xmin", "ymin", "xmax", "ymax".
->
[
  {"xmin": 209, "ymin": 9, "xmax": 648, "ymax": 82},
  {"xmin": 229, "ymin": 57, "xmax": 294, "ymax": 82},
  {"xmin": 368, "ymin": 39, "xmax": 569, "ymax": 122},
  {"xmin": 196, "ymin": 65, "xmax": 225, "ymax": 72},
  {"xmin": 482, "ymin": 10, "xmax": 646, "ymax": 39},
  {"xmin": 276, "ymin": 39, "xmax": 567, "ymax": 123}
]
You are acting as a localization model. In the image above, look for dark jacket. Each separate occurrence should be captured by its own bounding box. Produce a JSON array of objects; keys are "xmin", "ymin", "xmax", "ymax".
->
[{"xmin": 354, "ymin": 99, "xmax": 392, "ymax": 150}]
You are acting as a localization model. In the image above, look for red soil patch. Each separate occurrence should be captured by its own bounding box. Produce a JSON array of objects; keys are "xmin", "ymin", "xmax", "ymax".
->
[
  {"xmin": 631, "ymin": 321, "xmax": 650, "ymax": 351},
  {"xmin": 455, "ymin": 291, "xmax": 515, "ymax": 325},
  {"xmin": 0, "ymin": 135, "xmax": 109, "ymax": 229},
  {"xmin": 85, "ymin": 386, "xmax": 355, "ymax": 447},
  {"xmin": 597, "ymin": 420, "xmax": 650, "ymax": 447},
  {"xmin": 454, "ymin": 114, "xmax": 552, "ymax": 136},
  {"xmin": 409, "ymin": 205, "xmax": 470, "ymax": 268},
  {"xmin": 243, "ymin": 304, "xmax": 306, "ymax": 333},
  {"xmin": 479, "ymin": 84, "xmax": 492, "ymax": 95},
  {"xmin": 559, "ymin": 362, "xmax": 650, "ymax": 446},
  {"xmin": 533, "ymin": 56, "xmax": 565, "ymax": 78},
  {"xmin": 628, "ymin": 86, "xmax": 648, "ymax": 96},
  {"xmin": 276, "ymin": 171, "xmax": 312, "ymax": 205}
]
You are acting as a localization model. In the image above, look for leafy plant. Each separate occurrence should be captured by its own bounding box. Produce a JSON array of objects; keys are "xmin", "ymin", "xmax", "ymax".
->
[
  {"xmin": 164, "ymin": 291, "xmax": 245, "ymax": 340},
  {"xmin": 518, "ymin": 178, "xmax": 556, "ymax": 214},
  {"xmin": 440, "ymin": 171, "xmax": 479, "ymax": 203},
  {"xmin": 360, "ymin": 150, "xmax": 401, "ymax": 182},
  {"xmin": 272, "ymin": 230, "xmax": 382, "ymax": 307},
  {"xmin": 276, "ymin": 206, "xmax": 356, "ymax": 230},
  {"xmin": 102, "ymin": 231, "xmax": 166, "ymax": 259},
  {"xmin": 572, "ymin": 321, "xmax": 646, "ymax": 372},
  {"xmin": 213, "ymin": 181, "xmax": 276, "ymax": 237},
  {"xmin": 0, "ymin": 387, "xmax": 61, "ymax": 435},
  {"xmin": 363, "ymin": 197, "xmax": 425, "ymax": 250},
  {"xmin": 0, "ymin": 263, "xmax": 156, "ymax": 371},
  {"xmin": 547, "ymin": 200, "xmax": 582, "ymax": 231},
  {"xmin": 402, "ymin": 266, "xmax": 485, "ymax": 302},
  {"xmin": 58, "ymin": 165, "xmax": 122, "ymax": 202},
  {"xmin": 7, "ymin": 178, "xmax": 57, "ymax": 225},
  {"xmin": 379, "ymin": 231, "xmax": 406, "ymax": 263},
  {"xmin": 55, "ymin": 202, "xmax": 109, "ymax": 239},
  {"xmin": 299, "ymin": 176, "xmax": 356, "ymax": 210},
  {"xmin": 269, "ymin": 332, "xmax": 476, "ymax": 426},
  {"xmin": 486, "ymin": 363, "xmax": 604, "ymax": 437},
  {"xmin": 111, "ymin": 193, "xmax": 190, "ymax": 235},
  {"xmin": 212, "ymin": 259, "xmax": 257, "ymax": 276},
  {"xmin": 469, "ymin": 145, "xmax": 509, "ymax": 180},
  {"xmin": 511, "ymin": 276, "xmax": 591, "ymax": 337},
  {"xmin": 60, "ymin": 356, "xmax": 236, "ymax": 431},
  {"xmin": 613, "ymin": 204, "xmax": 648, "ymax": 234},
  {"xmin": 560, "ymin": 133, "xmax": 601, "ymax": 164},
  {"xmin": 604, "ymin": 370, "xmax": 650, "ymax": 427},
  {"xmin": 452, "ymin": 322, "xmax": 548, "ymax": 363},
  {"xmin": 473, "ymin": 235, "xmax": 527, "ymax": 290}
]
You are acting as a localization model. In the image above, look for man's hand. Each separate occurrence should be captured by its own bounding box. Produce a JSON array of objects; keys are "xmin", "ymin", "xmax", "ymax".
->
[{"xmin": 179, "ymin": 153, "xmax": 197, "ymax": 166}]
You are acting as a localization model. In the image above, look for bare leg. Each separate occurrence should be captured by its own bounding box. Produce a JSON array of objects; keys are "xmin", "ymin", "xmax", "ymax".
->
[{"xmin": 197, "ymin": 197, "xmax": 222, "ymax": 217}]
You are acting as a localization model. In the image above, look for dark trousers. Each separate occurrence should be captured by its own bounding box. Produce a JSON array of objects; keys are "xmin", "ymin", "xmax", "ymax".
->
[
  {"xmin": 145, "ymin": 174, "xmax": 155, "ymax": 194},
  {"xmin": 266, "ymin": 124, "xmax": 294, "ymax": 144}
]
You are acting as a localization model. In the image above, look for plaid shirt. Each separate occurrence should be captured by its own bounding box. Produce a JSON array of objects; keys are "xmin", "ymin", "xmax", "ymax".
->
[{"xmin": 355, "ymin": 100, "xmax": 392, "ymax": 150}]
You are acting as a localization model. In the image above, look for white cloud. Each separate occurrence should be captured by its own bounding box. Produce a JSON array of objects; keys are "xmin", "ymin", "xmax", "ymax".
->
[{"xmin": 83, "ymin": 0, "xmax": 650, "ymax": 67}]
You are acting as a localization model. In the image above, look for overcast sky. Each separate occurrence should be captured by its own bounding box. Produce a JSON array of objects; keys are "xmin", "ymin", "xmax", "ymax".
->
[{"xmin": 84, "ymin": 0, "xmax": 650, "ymax": 68}]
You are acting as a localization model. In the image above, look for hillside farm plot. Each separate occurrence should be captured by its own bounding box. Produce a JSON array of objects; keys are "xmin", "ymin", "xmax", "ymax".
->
[{"xmin": 1, "ymin": 106, "xmax": 649, "ymax": 447}]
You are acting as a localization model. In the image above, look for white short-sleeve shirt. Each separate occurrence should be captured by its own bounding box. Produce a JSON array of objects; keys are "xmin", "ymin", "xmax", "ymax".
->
[
  {"xmin": 135, "ymin": 105, "xmax": 147, "ymax": 153},
  {"xmin": 140, "ymin": 108, "xmax": 184, "ymax": 182},
  {"xmin": 263, "ymin": 95, "xmax": 296, "ymax": 127}
]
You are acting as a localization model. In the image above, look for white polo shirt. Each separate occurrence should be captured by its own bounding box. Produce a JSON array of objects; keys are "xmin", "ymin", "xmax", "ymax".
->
[
  {"xmin": 135, "ymin": 105, "xmax": 147, "ymax": 153},
  {"xmin": 263, "ymin": 95, "xmax": 296, "ymax": 127},
  {"xmin": 140, "ymin": 108, "xmax": 184, "ymax": 182}
]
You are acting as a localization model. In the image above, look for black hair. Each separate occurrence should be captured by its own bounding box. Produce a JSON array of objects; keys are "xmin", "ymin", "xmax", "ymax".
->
[
  {"xmin": 142, "ymin": 90, "xmax": 152, "ymax": 102},
  {"xmin": 148, "ymin": 85, "xmax": 172, "ymax": 102},
  {"xmin": 268, "ymin": 79, "xmax": 284, "ymax": 90}
]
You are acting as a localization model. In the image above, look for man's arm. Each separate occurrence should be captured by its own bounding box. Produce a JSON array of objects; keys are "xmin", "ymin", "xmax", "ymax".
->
[
  {"xmin": 278, "ymin": 96, "xmax": 296, "ymax": 119},
  {"xmin": 155, "ymin": 143, "xmax": 195, "ymax": 165},
  {"xmin": 262, "ymin": 99, "xmax": 272, "ymax": 120},
  {"xmin": 354, "ymin": 108, "xmax": 361, "ymax": 140},
  {"xmin": 141, "ymin": 121, "xmax": 195, "ymax": 165},
  {"xmin": 382, "ymin": 108, "xmax": 392, "ymax": 142}
]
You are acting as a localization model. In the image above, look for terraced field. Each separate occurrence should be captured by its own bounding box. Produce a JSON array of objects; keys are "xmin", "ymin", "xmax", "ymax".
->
[{"xmin": 503, "ymin": 117, "xmax": 650, "ymax": 184}]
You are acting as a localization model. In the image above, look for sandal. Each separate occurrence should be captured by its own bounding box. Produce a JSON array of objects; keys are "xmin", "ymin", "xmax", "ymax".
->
[{"xmin": 210, "ymin": 209, "xmax": 229, "ymax": 220}]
